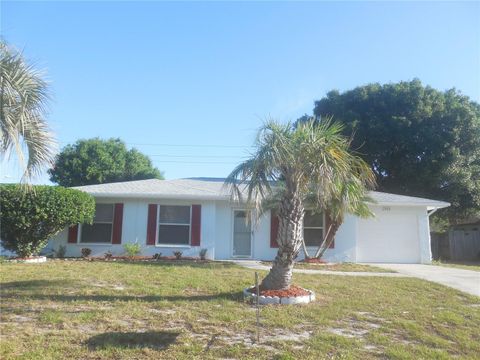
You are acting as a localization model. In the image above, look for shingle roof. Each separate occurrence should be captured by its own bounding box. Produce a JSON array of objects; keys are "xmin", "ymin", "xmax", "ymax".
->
[{"xmin": 73, "ymin": 178, "xmax": 450, "ymax": 209}]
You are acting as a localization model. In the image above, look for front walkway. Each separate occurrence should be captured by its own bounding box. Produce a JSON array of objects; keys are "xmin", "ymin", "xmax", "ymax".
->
[
  {"xmin": 370, "ymin": 263, "xmax": 480, "ymax": 297},
  {"xmin": 231, "ymin": 260, "xmax": 409, "ymax": 277}
]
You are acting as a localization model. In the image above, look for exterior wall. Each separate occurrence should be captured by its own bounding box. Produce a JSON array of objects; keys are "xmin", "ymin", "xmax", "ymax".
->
[
  {"xmin": 356, "ymin": 205, "xmax": 431, "ymax": 264},
  {"xmin": 49, "ymin": 197, "xmax": 432, "ymax": 264},
  {"xmin": 212, "ymin": 206, "xmax": 357, "ymax": 262},
  {"xmin": 49, "ymin": 198, "xmax": 216, "ymax": 259},
  {"xmin": 302, "ymin": 214, "xmax": 358, "ymax": 262}
]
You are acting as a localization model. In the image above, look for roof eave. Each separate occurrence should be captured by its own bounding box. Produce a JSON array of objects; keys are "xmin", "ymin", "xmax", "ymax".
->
[{"xmin": 369, "ymin": 201, "xmax": 450, "ymax": 209}]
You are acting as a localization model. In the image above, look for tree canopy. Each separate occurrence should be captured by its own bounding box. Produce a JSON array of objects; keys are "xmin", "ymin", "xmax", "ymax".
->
[
  {"xmin": 0, "ymin": 184, "xmax": 95, "ymax": 257},
  {"xmin": 49, "ymin": 138, "xmax": 164, "ymax": 186},
  {"xmin": 313, "ymin": 79, "xmax": 480, "ymax": 223}
]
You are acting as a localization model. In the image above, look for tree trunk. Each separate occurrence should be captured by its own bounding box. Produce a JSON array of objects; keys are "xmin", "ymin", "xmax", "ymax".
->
[
  {"xmin": 260, "ymin": 192, "xmax": 304, "ymax": 290},
  {"xmin": 314, "ymin": 220, "xmax": 341, "ymax": 259}
]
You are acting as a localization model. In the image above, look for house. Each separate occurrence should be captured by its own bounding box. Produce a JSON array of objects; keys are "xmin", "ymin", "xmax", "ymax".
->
[{"xmin": 49, "ymin": 178, "xmax": 450, "ymax": 263}]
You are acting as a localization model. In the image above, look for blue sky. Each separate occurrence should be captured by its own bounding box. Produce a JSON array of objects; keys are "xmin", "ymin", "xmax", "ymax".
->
[{"xmin": 2, "ymin": 1, "xmax": 479, "ymax": 183}]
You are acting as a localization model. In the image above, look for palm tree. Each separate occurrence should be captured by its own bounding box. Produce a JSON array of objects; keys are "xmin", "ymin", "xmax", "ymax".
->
[
  {"xmin": 0, "ymin": 40, "xmax": 56, "ymax": 181},
  {"xmin": 305, "ymin": 173, "xmax": 375, "ymax": 260},
  {"xmin": 226, "ymin": 119, "xmax": 375, "ymax": 290}
]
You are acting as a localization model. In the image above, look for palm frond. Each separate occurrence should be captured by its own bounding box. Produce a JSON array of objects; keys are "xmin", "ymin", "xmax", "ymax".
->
[{"xmin": 0, "ymin": 40, "xmax": 57, "ymax": 182}]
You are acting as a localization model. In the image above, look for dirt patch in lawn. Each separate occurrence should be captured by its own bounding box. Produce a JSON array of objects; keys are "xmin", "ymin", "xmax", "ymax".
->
[
  {"xmin": 327, "ymin": 313, "xmax": 384, "ymax": 340},
  {"xmin": 196, "ymin": 324, "xmax": 314, "ymax": 353}
]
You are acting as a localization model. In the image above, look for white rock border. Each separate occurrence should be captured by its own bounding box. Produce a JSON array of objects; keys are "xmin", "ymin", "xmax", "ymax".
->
[
  {"xmin": 8, "ymin": 256, "xmax": 47, "ymax": 264},
  {"xmin": 243, "ymin": 286, "xmax": 315, "ymax": 305}
]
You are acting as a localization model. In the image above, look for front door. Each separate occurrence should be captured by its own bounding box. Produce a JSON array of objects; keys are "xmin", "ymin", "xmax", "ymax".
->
[{"xmin": 232, "ymin": 210, "xmax": 252, "ymax": 257}]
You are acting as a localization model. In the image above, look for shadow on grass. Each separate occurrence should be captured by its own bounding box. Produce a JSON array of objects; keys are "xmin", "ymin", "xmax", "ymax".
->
[
  {"xmin": 1, "ymin": 290, "xmax": 245, "ymax": 303},
  {"xmin": 86, "ymin": 331, "xmax": 180, "ymax": 350},
  {"xmin": 0, "ymin": 279, "xmax": 71, "ymax": 289}
]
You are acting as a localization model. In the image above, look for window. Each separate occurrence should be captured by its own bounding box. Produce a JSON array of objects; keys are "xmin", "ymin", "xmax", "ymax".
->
[
  {"xmin": 303, "ymin": 211, "xmax": 324, "ymax": 247},
  {"xmin": 80, "ymin": 204, "xmax": 114, "ymax": 243},
  {"xmin": 158, "ymin": 205, "xmax": 191, "ymax": 245}
]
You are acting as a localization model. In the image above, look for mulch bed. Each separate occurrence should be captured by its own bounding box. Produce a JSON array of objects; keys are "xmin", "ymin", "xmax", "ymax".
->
[
  {"xmin": 35, "ymin": 256, "xmax": 209, "ymax": 263},
  {"xmin": 301, "ymin": 258, "xmax": 327, "ymax": 264},
  {"xmin": 247, "ymin": 285, "xmax": 310, "ymax": 298}
]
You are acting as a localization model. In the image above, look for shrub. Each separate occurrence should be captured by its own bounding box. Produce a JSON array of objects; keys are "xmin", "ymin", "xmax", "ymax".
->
[
  {"xmin": 0, "ymin": 184, "xmax": 95, "ymax": 258},
  {"xmin": 55, "ymin": 245, "xmax": 67, "ymax": 258},
  {"xmin": 123, "ymin": 243, "xmax": 141, "ymax": 258},
  {"xmin": 81, "ymin": 248, "xmax": 92, "ymax": 258},
  {"xmin": 199, "ymin": 248, "xmax": 208, "ymax": 260},
  {"xmin": 173, "ymin": 251, "xmax": 182, "ymax": 260},
  {"xmin": 153, "ymin": 253, "xmax": 162, "ymax": 260},
  {"xmin": 104, "ymin": 251, "xmax": 113, "ymax": 260}
]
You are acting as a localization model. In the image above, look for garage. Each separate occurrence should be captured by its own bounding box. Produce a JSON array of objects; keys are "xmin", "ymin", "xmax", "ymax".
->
[{"xmin": 356, "ymin": 206, "xmax": 422, "ymax": 263}]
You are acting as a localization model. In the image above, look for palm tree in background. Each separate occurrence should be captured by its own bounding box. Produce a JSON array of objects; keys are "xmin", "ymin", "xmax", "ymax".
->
[
  {"xmin": 226, "ymin": 119, "xmax": 375, "ymax": 290},
  {"xmin": 0, "ymin": 40, "xmax": 56, "ymax": 181}
]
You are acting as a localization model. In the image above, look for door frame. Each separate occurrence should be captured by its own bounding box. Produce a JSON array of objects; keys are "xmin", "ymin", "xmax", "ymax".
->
[{"xmin": 231, "ymin": 208, "xmax": 253, "ymax": 258}]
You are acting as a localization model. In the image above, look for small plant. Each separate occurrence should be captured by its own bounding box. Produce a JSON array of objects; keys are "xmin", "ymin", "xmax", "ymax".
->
[
  {"xmin": 199, "ymin": 248, "xmax": 208, "ymax": 260},
  {"xmin": 152, "ymin": 253, "xmax": 162, "ymax": 260},
  {"xmin": 104, "ymin": 251, "xmax": 113, "ymax": 260},
  {"xmin": 173, "ymin": 251, "xmax": 182, "ymax": 260},
  {"xmin": 81, "ymin": 248, "xmax": 92, "ymax": 258},
  {"xmin": 55, "ymin": 245, "xmax": 67, "ymax": 258},
  {"xmin": 123, "ymin": 243, "xmax": 141, "ymax": 258}
]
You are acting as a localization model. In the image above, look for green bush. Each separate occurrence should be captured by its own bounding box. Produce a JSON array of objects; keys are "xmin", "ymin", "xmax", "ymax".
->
[
  {"xmin": 55, "ymin": 245, "xmax": 67, "ymax": 258},
  {"xmin": 81, "ymin": 248, "xmax": 92, "ymax": 258},
  {"xmin": 123, "ymin": 243, "xmax": 141, "ymax": 258},
  {"xmin": 0, "ymin": 184, "xmax": 95, "ymax": 258}
]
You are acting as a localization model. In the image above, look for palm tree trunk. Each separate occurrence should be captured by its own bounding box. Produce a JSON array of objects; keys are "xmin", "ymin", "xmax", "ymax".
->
[
  {"xmin": 314, "ymin": 220, "xmax": 341, "ymax": 259},
  {"xmin": 260, "ymin": 193, "xmax": 304, "ymax": 290},
  {"xmin": 301, "ymin": 238, "xmax": 311, "ymax": 259}
]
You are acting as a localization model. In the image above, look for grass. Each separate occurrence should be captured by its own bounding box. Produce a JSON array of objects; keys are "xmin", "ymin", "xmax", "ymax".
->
[
  {"xmin": 261, "ymin": 261, "xmax": 395, "ymax": 273},
  {"xmin": 432, "ymin": 260, "xmax": 480, "ymax": 272},
  {"xmin": 1, "ymin": 260, "xmax": 479, "ymax": 359}
]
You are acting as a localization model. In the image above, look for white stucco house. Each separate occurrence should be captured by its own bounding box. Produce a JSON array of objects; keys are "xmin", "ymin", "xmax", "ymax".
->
[{"xmin": 48, "ymin": 178, "xmax": 450, "ymax": 264}]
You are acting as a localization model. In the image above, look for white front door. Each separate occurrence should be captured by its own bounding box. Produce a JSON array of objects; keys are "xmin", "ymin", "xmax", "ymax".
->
[{"xmin": 232, "ymin": 210, "xmax": 252, "ymax": 257}]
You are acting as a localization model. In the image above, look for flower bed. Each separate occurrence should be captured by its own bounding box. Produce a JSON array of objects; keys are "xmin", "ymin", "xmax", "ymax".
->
[
  {"xmin": 244, "ymin": 285, "xmax": 315, "ymax": 305},
  {"xmin": 302, "ymin": 258, "xmax": 327, "ymax": 264},
  {"xmin": 246, "ymin": 285, "xmax": 310, "ymax": 297},
  {"xmin": 48, "ymin": 256, "xmax": 209, "ymax": 262}
]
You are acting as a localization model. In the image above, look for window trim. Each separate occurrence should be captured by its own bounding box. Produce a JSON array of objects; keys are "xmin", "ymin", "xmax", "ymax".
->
[
  {"xmin": 303, "ymin": 210, "xmax": 325, "ymax": 248},
  {"xmin": 78, "ymin": 203, "xmax": 115, "ymax": 245},
  {"xmin": 156, "ymin": 205, "xmax": 192, "ymax": 246}
]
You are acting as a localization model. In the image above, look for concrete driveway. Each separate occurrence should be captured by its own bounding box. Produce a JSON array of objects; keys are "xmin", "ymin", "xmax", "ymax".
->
[{"xmin": 370, "ymin": 263, "xmax": 480, "ymax": 297}]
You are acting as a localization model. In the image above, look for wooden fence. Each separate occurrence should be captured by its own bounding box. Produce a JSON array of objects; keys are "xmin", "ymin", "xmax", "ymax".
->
[{"xmin": 431, "ymin": 229, "xmax": 480, "ymax": 261}]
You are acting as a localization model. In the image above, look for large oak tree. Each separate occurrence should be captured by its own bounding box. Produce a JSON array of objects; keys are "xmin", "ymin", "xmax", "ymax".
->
[
  {"xmin": 49, "ymin": 138, "xmax": 164, "ymax": 186},
  {"xmin": 314, "ymin": 80, "xmax": 480, "ymax": 224}
]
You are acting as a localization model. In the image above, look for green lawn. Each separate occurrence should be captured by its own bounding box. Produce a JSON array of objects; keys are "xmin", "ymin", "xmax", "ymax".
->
[
  {"xmin": 1, "ymin": 260, "xmax": 479, "ymax": 359},
  {"xmin": 262, "ymin": 261, "xmax": 395, "ymax": 273},
  {"xmin": 432, "ymin": 260, "xmax": 480, "ymax": 272}
]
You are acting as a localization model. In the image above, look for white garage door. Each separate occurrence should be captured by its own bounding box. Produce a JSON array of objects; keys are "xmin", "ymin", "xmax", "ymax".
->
[{"xmin": 356, "ymin": 208, "xmax": 421, "ymax": 263}]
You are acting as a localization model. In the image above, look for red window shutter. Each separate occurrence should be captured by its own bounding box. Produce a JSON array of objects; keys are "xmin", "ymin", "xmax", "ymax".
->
[
  {"xmin": 112, "ymin": 203, "xmax": 124, "ymax": 244},
  {"xmin": 270, "ymin": 210, "xmax": 279, "ymax": 248},
  {"xmin": 325, "ymin": 211, "xmax": 334, "ymax": 249},
  {"xmin": 68, "ymin": 225, "xmax": 78, "ymax": 243},
  {"xmin": 146, "ymin": 204, "xmax": 158, "ymax": 245},
  {"xmin": 191, "ymin": 205, "xmax": 201, "ymax": 246}
]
